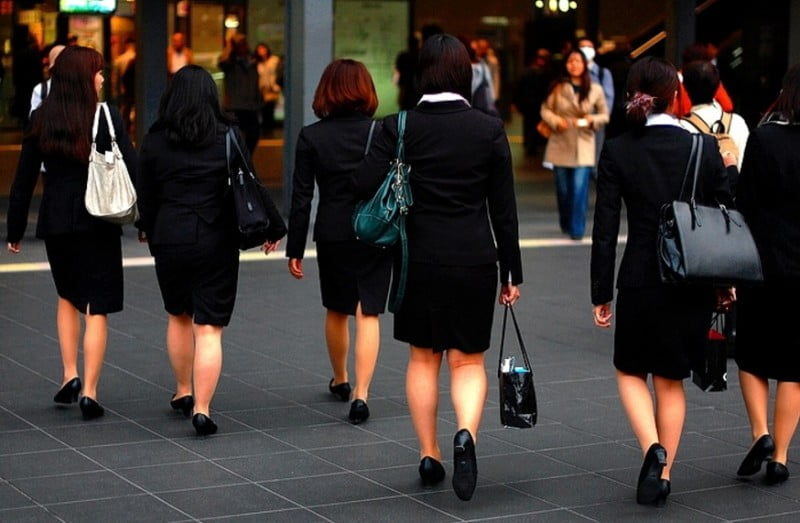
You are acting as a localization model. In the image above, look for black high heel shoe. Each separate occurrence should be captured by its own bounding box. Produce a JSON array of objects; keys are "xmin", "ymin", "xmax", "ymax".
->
[
  {"xmin": 452, "ymin": 429, "xmax": 478, "ymax": 501},
  {"xmin": 654, "ymin": 479, "xmax": 671, "ymax": 507},
  {"xmin": 348, "ymin": 399, "xmax": 369, "ymax": 424},
  {"xmin": 192, "ymin": 413, "xmax": 218, "ymax": 436},
  {"xmin": 636, "ymin": 443, "xmax": 667, "ymax": 505},
  {"xmin": 765, "ymin": 461, "xmax": 790, "ymax": 485},
  {"xmin": 170, "ymin": 394, "xmax": 194, "ymax": 417},
  {"xmin": 419, "ymin": 456, "xmax": 446, "ymax": 488},
  {"xmin": 737, "ymin": 434, "xmax": 775, "ymax": 476},
  {"xmin": 78, "ymin": 396, "xmax": 104, "ymax": 420},
  {"xmin": 328, "ymin": 379, "xmax": 351, "ymax": 402},
  {"xmin": 53, "ymin": 377, "xmax": 81, "ymax": 404}
]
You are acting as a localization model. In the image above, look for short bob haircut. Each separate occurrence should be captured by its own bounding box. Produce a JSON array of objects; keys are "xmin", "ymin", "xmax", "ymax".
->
[
  {"xmin": 416, "ymin": 33, "xmax": 472, "ymax": 101},
  {"xmin": 312, "ymin": 59, "xmax": 378, "ymax": 118},
  {"xmin": 682, "ymin": 60, "xmax": 720, "ymax": 105}
]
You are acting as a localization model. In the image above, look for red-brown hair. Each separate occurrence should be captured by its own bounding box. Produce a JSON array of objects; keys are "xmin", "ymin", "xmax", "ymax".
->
[
  {"xmin": 312, "ymin": 59, "xmax": 378, "ymax": 118},
  {"xmin": 31, "ymin": 46, "xmax": 104, "ymax": 163}
]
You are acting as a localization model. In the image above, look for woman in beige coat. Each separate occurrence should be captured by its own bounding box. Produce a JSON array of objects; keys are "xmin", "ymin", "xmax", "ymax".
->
[{"xmin": 540, "ymin": 49, "xmax": 608, "ymax": 239}]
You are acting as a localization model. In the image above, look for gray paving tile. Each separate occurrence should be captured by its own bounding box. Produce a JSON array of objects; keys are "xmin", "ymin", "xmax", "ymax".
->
[
  {"xmin": 0, "ymin": 429, "xmax": 65, "ymax": 455},
  {"xmin": 0, "ymin": 506, "xmax": 62, "ymax": 522},
  {"xmin": 177, "ymin": 429, "xmax": 294, "ymax": 459},
  {"xmin": 572, "ymin": 500, "xmax": 722, "ymax": 522},
  {"xmin": 217, "ymin": 450, "xmax": 342, "ymax": 482},
  {"xmin": 117, "ymin": 461, "xmax": 245, "ymax": 492},
  {"xmin": 671, "ymin": 484, "xmax": 800, "ymax": 520},
  {"xmin": 12, "ymin": 470, "xmax": 143, "ymax": 504},
  {"xmin": 47, "ymin": 494, "xmax": 189, "ymax": 522},
  {"xmin": 480, "ymin": 451, "xmax": 585, "ymax": 483},
  {"xmin": 157, "ymin": 484, "xmax": 295, "ymax": 519},
  {"xmin": 310, "ymin": 441, "xmax": 419, "ymax": 471},
  {"xmin": 41, "ymin": 421, "xmax": 159, "ymax": 448},
  {"xmin": 313, "ymin": 496, "xmax": 459, "ymax": 522},
  {"xmin": 264, "ymin": 472, "xmax": 396, "ymax": 506},
  {"xmin": 199, "ymin": 508, "xmax": 327, "ymax": 522},
  {"xmin": 539, "ymin": 441, "xmax": 642, "ymax": 473},
  {"xmin": 0, "ymin": 482, "xmax": 36, "ymax": 509},
  {"xmin": 412, "ymin": 483, "xmax": 557, "ymax": 520},
  {"xmin": 224, "ymin": 405, "xmax": 336, "ymax": 430},
  {"xmin": 513, "ymin": 472, "xmax": 631, "ymax": 507},
  {"xmin": 0, "ymin": 449, "xmax": 102, "ymax": 479},
  {"xmin": 79, "ymin": 440, "xmax": 200, "ymax": 469},
  {"xmin": 265, "ymin": 422, "xmax": 385, "ymax": 450}
]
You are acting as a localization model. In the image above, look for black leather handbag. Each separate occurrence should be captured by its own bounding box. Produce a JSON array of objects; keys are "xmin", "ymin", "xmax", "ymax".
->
[
  {"xmin": 657, "ymin": 134, "xmax": 763, "ymax": 286},
  {"xmin": 497, "ymin": 304, "xmax": 537, "ymax": 429}
]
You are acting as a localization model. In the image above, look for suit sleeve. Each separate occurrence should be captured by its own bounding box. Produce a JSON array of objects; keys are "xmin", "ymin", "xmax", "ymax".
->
[
  {"xmin": 486, "ymin": 122, "xmax": 523, "ymax": 285},
  {"xmin": 286, "ymin": 128, "xmax": 315, "ymax": 258},
  {"xmin": 109, "ymin": 106, "xmax": 138, "ymax": 188},
  {"xmin": 353, "ymin": 114, "xmax": 397, "ymax": 200},
  {"xmin": 5, "ymin": 130, "xmax": 42, "ymax": 243},
  {"xmin": 135, "ymin": 134, "xmax": 156, "ymax": 236},
  {"xmin": 590, "ymin": 144, "xmax": 622, "ymax": 304}
]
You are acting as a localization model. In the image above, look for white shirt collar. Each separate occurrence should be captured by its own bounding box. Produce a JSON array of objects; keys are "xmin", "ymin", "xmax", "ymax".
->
[
  {"xmin": 646, "ymin": 112, "xmax": 684, "ymax": 128},
  {"xmin": 418, "ymin": 92, "xmax": 470, "ymax": 105}
]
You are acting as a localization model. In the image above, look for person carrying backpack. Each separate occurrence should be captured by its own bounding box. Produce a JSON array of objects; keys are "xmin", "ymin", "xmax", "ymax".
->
[{"xmin": 680, "ymin": 60, "xmax": 749, "ymax": 175}]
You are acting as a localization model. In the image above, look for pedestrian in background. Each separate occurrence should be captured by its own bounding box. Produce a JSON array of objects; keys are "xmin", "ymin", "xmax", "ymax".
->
[
  {"xmin": 6, "ymin": 46, "xmax": 137, "ymax": 420},
  {"xmin": 733, "ymin": 61, "xmax": 800, "ymax": 486},
  {"xmin": 540, "ymin": 48, "xmax": 608, "ymax": 240},
  {"xmin": 218, "ymin": 33, "xmax": 262, "ymax": 155},
  {"xmin": 591, "ymin": 56, "xmax": 732, "ymax": 507},
  {"xmin": 287, "ymin": 59, "xmax": 390, "ymax": 425},
  {"xmin": 136, "ymin": 65, "xmax": 282, "ymax": 436},
  {"xmin": 356, "ymin": 34, "xmax": 522, "ymax": 501}
]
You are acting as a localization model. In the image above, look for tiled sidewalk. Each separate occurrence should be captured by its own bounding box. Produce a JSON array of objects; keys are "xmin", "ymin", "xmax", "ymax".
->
[{"xmin": 2, "ymin": 171, "xmax": 800, "ymax": 521}]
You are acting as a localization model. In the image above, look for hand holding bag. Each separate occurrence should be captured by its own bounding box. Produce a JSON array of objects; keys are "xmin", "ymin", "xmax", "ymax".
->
[
  {"xmin": 657, "ymin": 134, "xmax": 763, "ymax": 286},
  {"xmin": 498, "ymin": 304, "xmax": 537, "ymax": 428},
  {"xmin": 352, "ymin": 111, "xmax": 413, "ymax": 311},
  {"xmin": 226, "ymin": 128, "xmax": 286, "ymax": 250},
  {"xmin": 85, "ymin": 102, "xmax": 138, "ymax": 224}
]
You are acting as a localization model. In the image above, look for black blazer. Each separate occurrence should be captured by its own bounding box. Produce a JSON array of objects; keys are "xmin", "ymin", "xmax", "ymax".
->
[
  {"xmin": 6, "ymin": 105, "xmax": 137, "ymax": 243},
  {"xmin": 355, "ymin": 101, "xmax": 523, "ymax": 285},
  {"xmin": 286, "ymin": 114, "xmax": 379, "ymax": 259},
  {"xmin": 590, "ymin": 125, "xmax": 733, "ymax": 304},
  {"xmin": 136, "ymin": 126, "xmax": 237, "ymax": 246},
  {"xmin": 736, "ymin": 123, "xmax": 800, "ymax": 281}
]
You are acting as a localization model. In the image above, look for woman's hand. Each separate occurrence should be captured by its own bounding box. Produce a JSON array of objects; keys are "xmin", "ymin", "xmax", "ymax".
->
[
  {"xmin": 288, "ymin": 258, "xmax": 303, "ymax": 279},
  {"xmin": 7, "ymin": 242, "xmax": 20, "ymax": 254},
  {"xmin": 556, "ymin": 117, "xmax": 569, "ymax": 132},
  {"xmin": 499, "ymin": 284, "xmax": 520, "ymax": 305},
  {"xmin": 593, "ymin": 303, "xmax": 612, "ymax": 328},
  {"xmin": 722, "ymin": 150, "xmax": 738, "ymax": 168},
  {"xmin": 716, "ymin": 287, "xmax": 737, "ymax": 311},
  {"xmin": 262, "ymin": 239, "xmax": 280, "ymax": 255}
]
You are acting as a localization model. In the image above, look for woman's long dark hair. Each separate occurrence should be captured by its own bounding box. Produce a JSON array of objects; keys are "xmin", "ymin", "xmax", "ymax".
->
[
  {"xmin": 762, "ymin": 61, "xmax": 800, "ymax": 124},
  {"xmin": 152, "ymin": 64, "xmax": 234, "ymax": 146},
  {"xmin": 554, "ymin": 49, "xmax": 591, "ymax": 102},
  {"xmin": 31, "ymin": 46, "xmax": 103, "ymax": 163}
]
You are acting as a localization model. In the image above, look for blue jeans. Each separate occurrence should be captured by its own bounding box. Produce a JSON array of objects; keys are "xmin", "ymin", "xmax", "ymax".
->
[{"xmin": 553, "ymin": 166, "xmax": 591, "ymax": 239}]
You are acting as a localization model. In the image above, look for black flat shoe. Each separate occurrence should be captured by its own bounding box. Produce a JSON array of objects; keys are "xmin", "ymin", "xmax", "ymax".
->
[
  {"xmin": 348, "ymin": 399, "xmax": 369, "ymax": 424},
  {"xmin": 737, "ymin": 434, "xmax": 775, "ymax": 476},
  {"xmin": 329, "ymin": 378, "xmax": 351, "ymax": 402},
  {"xmin": 636, "ymin": 443, "xmax": 667, "ymax": 505},
  {"xmin": 78, "ymin": 396, "xmax": 104, "ymax": 420},
  {"xmin": 170, "ymin": 394, "xmax": 194, "ymax": 417},
  {"xmin": 53, "ymin": 377, "xmax": 81, "ymax": 404},
  {"xmin": 452, "ymin": 429, "xmax": 478, "ymax": 501},
  {"xmin": 766, "ymin": 461, "xmax": 790, "ymax": 485},
  {"xmin": 419, "ymin": 456, "xmax": 446, "ymax": 488},
  {"xmin": 192, "ymin": 413, "xmax": 218, "ymax": 436}
]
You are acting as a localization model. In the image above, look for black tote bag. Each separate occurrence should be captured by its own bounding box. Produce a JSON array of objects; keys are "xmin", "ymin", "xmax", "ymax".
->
[{"xmin": 497, "ymin": 304, "xmax": 537, "ymax": 428}]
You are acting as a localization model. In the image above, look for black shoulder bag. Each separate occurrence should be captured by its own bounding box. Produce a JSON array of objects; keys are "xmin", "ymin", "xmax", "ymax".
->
[
  {"xmin": 497, "ymin": 304, "xmax": 537, "ymax": 429},
  {"xmin": 657, "ymin": 134, "xmax": 762, "ymax": 286}
]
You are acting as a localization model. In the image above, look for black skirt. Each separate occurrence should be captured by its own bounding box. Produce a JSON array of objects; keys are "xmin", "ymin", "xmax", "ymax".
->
[
  {"xmin": 394, "ymin": 262, "xmax": 498, "ymax": 353},
  {"xmin": 150, "ymin": 221, "xmax": 239, "ymax": 327},
  {"xmin": 614, "ymin": 285, "xmax": 715, "ymax": 380},
  {"xmin": 316, "ymin": 240, "xmax": 392, "ymax": 315},
  {"xmin": 44, "ymin": 232, "xmax": 123, "ymax": 315},
  {"xmin": 736, "ymin": 282, "xmax": 800, "ymax": 382}
]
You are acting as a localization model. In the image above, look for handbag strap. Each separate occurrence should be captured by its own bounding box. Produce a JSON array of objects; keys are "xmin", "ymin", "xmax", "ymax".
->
[
  {"xmin": 364, "ymin": 120, "xmax": 377, "ymax": 157},
  {"xmin": 677, "ymin": 133, "xmax": 703, "ymax": 203},
  {"xmin": 91, "ymin": 102, "xmax": 117, "ymax": 144},
  {"xmin": 396, "ymin": 110, "xmax": 407, "ymax": 161},
  {"xmin": 497, "ymin": 304, "xmax": 532, "ymax": 375}
]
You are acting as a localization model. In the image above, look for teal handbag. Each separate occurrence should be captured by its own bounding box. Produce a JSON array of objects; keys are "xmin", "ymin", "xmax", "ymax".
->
[{"xmin": 352, "ymin": 110, "xmax": 413, "ymax": 311}]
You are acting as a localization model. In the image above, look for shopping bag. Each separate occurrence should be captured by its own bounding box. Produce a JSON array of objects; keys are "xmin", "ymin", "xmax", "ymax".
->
[
  {"xmin": 498, "ymin": 304, "xmax": 537, "ymax": 428},
  {"xmin": 692, "ymin": 312, "xmax": 728, "ymax": 392}
]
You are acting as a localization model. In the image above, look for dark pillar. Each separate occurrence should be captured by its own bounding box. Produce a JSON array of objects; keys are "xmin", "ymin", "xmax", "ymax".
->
[
  {"xmin": 791, "ymin": 0, "xmax": 800, "ymax": 65},
  {"xmin": 665, "ymin": 0, "xmax": 694, "ymax": 66},
  {"xmin": 134, "ymin": 1, "xmax": 168, "ymax": 146},
  {"xmin": 283, "ymin": 1, "xmax": 333, "ymax": 210}
]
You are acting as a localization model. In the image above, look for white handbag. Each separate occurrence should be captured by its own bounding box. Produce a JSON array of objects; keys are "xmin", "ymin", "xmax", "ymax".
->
[{"xmin": 85, "ymin": 102, "xmax": 138, "ymax": 224}]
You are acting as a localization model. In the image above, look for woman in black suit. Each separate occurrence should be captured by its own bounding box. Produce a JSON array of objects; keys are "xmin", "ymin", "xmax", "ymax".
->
[
  {"xmin": 590, "ymin": 57, "xmax": 732, "ymax": 506},
  {"xmin": 287, "ymin": 59, "xmax": 390, "ymax": 424},
  {"xmin": 136, "ymin": 65, "xmax": 283, "ymax": 436},
  {"xmin": 356, "ymin": 35, "xmax": 522, "ymax": 501},
  {"xmin": 6, "ymin": 46, "xmax": 136, "ymax": 420},
  {"xmin": 734, "ymin": 62, "xmax": 800, "ymax": 485}
]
